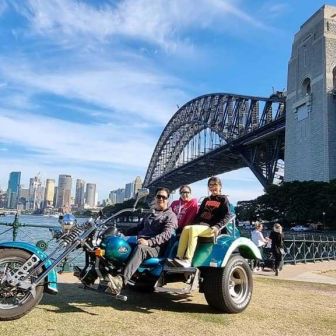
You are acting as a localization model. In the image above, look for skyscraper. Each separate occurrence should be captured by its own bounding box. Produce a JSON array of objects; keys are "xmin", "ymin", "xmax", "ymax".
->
[
  {"xmin": 134, "ymin": 176, "xmax": 142, "ymax": 195},
  {"xmin": 28, "ymin": 175, "xmax": 44, "ymax": 210},
  {"xmin": 75, "ymin": 179, "xmax": 85, "ymax": 208},
  {"xmin": 7, "ymin": 171, "xmax": 21, "ymax": 209},
  {"xmin": 109, "ymin": 190, "xmax": 117, "ymax": 205},
  {"xmin": 44, "ymin": 179, "xmax": 55, "ymax": 208},
  {"xmin": 56, "ymin": 175, "xmax": 72, "ymax": 209},
  {"xmin": 18, "ymin": 187, "xmax": 29, "ymax": 210},
  {"xmin": 125, "ymin": 181, "xmax": 135, "ymax": 200},
  {"xmin": 85, "ymin": 183, "xmax": 96, "ymax": 208},
  {"xmin": 115, "ymin": 188, "xmax": 125, "ymax": 204}
]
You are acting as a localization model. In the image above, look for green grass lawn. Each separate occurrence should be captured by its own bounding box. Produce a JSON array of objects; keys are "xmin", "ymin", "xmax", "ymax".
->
[{"xmin": 0, "ymin": 278, "xmax": 335, "ymax": 336}]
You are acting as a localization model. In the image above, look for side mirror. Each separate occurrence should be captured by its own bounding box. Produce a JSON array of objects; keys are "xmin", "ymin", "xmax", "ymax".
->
[
  {"xmin": 134, "ymin": 188, "xmax": 149, "ymax": 208},
  {"xmin": 136, "ymin": 188, "xmax": 149, "ymax": 199}
]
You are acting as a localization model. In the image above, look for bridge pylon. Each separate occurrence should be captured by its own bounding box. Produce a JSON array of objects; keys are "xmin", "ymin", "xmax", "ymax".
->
[{"xmin": 285, "ymin": 5, "xmax": 336, "ymax": 182}]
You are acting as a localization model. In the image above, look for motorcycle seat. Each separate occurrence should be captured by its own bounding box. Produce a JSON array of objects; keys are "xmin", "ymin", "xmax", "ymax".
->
[
  {"xmin": 140, "ymin": 234, "xmax": 178, "ymax": 267},
  {"xmin": 141, "ymin": 257, "xmax": 164, "ymax": 267}
]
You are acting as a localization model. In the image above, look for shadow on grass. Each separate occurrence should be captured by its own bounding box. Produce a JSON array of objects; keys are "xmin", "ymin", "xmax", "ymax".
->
[{"xmin": 39, "ymin": 283, "xmax": 219, "ymax": 316}]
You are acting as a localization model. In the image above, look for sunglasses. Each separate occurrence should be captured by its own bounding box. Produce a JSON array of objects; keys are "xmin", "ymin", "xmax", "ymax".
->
[
  {"xmin": 208, "ymin": 183, "xmax": 220, "ymax": 187},
  {"xmin": 180, "ymin": 191, "xmax": 190, "ymax": 194},
  {"xmin": 156, "ymin": 194, "xmax": 168, "ymax": 200}
]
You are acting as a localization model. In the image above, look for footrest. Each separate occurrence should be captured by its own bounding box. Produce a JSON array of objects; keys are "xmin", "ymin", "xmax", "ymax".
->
[
  {"xmin": 154, "ymin": 286, "xmax": 191, "ymax": 295},
  {"xmin": 163, "ymin": 266, "xmax": 197, "ymax": 274}
]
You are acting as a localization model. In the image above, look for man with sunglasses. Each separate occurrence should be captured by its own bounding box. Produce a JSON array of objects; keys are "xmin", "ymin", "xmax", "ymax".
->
[{"xmin": 108, "ymin": 187, "xmax": 177, "ymax": 294}]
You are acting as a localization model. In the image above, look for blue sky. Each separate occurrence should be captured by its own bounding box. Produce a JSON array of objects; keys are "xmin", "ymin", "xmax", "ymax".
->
[{"xmin": 0, "ymin": 0, "xmax": 332, "ymax": 204}]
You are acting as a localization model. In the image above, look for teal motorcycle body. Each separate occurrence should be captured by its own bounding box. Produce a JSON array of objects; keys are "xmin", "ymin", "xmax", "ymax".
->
[{"xmin": 0, "ymin": 241, "xmax": 58, "ymax": 293}]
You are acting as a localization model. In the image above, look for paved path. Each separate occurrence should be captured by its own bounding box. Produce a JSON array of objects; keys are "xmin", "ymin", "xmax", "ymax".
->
[
  {"xmin": 253, "ymin": 260, "xmax": 336, "ymax": 285},
  {"xmin": 58, "ymin": 260, "xmax": 336, "ymax": 285}
]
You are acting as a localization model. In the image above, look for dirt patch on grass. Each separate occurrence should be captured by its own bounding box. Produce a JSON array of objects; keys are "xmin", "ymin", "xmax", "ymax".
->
[{"xmin": 0, "ymin": 278, "xmax": 335, "ymax": 336}]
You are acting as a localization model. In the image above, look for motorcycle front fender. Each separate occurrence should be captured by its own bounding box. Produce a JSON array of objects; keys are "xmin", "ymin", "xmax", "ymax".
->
[{"xmin": 0, "ymin": 241, "xmax": 58, "ymax": 294}]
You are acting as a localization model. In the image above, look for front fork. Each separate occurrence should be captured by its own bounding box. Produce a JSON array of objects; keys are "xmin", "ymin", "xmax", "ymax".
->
[{"xmin": 6, "ymin": 240, "xmax": 82, "ymax": 296}]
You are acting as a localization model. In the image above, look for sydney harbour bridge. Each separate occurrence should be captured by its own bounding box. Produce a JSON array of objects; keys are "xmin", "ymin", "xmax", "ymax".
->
[
  {"xmin": 144, "ymin": 5, "xmax": 336, "ymax": 194},
  {"xmin": 143, "ymin": 92, "xmax": 286, "ymax": 193}
]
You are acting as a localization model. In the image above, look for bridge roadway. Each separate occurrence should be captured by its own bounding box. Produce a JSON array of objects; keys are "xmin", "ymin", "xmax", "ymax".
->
[{"xmin": 146, "ymin": 116, "xmax": 285, "ymax": 194}]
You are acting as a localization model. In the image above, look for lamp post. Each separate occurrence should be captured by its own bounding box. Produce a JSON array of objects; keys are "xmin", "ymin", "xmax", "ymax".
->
[{"xmin": 322, "ymin": 211, "xmax": 326, "ymax": 231}]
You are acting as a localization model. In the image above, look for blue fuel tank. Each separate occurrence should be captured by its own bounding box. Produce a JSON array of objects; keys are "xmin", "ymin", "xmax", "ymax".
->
[{"xmin": 101, "ymin": 236, "xmax": 132, "ymax": 263}]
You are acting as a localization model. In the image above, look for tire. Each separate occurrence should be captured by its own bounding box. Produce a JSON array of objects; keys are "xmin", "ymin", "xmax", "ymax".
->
[
  {"xmin": 203, "ymin": 255, "xmax": 253, "ymax": 313},
  {"xmin": 0, "ymin": 248, "xmax": 44, "ymax": 320}
]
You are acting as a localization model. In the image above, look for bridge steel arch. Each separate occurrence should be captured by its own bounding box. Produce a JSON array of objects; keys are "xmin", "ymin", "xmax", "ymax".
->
[{"xmin": 144, "ymin": 92, "xmax": 286, "ymax": 194}]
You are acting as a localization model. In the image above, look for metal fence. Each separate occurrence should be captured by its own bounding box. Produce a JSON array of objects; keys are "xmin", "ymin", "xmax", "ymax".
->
[
  {"xmin": 237, "ymin": 228, "xmax": 336, "ymax": 264},
  {"xmin": 283, "ymin": 235, "xmax": 336, "ymax": 264}
]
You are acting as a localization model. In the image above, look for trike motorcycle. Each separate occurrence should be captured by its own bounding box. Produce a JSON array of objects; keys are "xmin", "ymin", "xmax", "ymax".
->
[{"xmin": 0, "ymin": 189, "xmax": 261, "ymax": 320}]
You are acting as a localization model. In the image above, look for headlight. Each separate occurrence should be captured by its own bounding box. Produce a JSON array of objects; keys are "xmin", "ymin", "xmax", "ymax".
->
[{"xmin": 59, "ymin": 213, "xmax": 77, "ymax": 232}]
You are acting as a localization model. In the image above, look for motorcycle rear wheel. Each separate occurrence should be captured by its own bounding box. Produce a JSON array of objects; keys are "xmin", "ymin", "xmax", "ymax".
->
[
  {"xmin": 0, "ymin": 248, "xmax": 44, "ymax": 320},
  {"xmin": 203, "ymin": 256, "xmax": 253, "ymax": 313}
]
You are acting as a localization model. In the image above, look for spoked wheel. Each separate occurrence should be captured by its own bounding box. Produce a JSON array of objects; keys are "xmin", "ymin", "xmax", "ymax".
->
[
  {"xmin": 203, "ymin": 255, "xmax": 253, "ymax": 313},
  {"xmin": 0, "ymin": 249, "xmax": 44, "ymax": 320}
]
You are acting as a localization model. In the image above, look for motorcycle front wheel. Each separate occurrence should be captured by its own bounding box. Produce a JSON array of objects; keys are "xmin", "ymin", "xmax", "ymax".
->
[{"xmin": 0, "ymin": 248, "xmax": 44, "ymax": 320}]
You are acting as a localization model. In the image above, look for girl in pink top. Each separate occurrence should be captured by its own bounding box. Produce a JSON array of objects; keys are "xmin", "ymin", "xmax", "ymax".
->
[{"xmin": 170, "ymin": 185, "xmax": 198, "ymax": 233}]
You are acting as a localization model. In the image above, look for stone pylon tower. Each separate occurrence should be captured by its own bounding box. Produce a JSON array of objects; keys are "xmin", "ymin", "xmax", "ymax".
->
[{"xmin": 285, "ymin": 5, "xmax": 336, "ymax": 182}]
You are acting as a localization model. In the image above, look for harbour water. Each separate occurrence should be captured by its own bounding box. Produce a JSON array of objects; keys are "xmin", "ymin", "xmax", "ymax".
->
[{"xmin": 0, "ymin": 214, "xmax": 88, "ymax": 268}]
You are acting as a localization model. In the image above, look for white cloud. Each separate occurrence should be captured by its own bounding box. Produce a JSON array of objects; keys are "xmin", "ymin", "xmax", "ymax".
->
[
  {"xmin": 265, "ymin": 3, "xmax": 289, "ymax": 17},
  {"xmin": 0, "ymin": 110, "xmax": 155, "ymax": 169},
  {"xmin": 0, "ymin": 0, "xmax": 273, "ymax": 201},
  {"xmin": 0, "ymin": 56, "xmax": 187, "ymax": 125},
  {"xmin": 14, "ymin": 0, "xmax": 273, "ymax": 52}
]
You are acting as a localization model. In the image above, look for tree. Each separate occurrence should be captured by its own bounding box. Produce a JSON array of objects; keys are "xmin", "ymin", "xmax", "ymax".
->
[{"xmin": 235, "ymin": 181, "xmax": 336, "ymax": 229}]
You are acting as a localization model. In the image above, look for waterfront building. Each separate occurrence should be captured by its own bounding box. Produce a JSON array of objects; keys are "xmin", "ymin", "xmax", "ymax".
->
[
  {"xmin": 109, "ymin": 190, "xmax": 117, "ymax": 205},
  {"xmin": 18, "ymin": 187, "xmax": 29, "ymax": 210},
  {"xmin": 115, "ymin": 188, "xmax": 125, "ymax": 204},
  {"xmin": 7, "ymin": 171, "xmax": 21, "ymax": 209},
  {"xmin": 0, "ymin": 189, "xmax": 7, "ymax": 209},
  {"xmin": 75, "ymin": 179, "xmax": 85, "ymax": 208},
  {"xmin": 56, "ymin": 174, "xmax": 72, "ymax": 209},
  {"xmin": 28, "ymin": 175, "xmax": 44, "ymax": 210},
  {"xmin": 95, "ymin": 192, "xmax": 98, "ymax": 207},
  {"xmin": 44, "ymin": 179, "xmax": 55, "ymax": 208},
  {"xmin": 53, "ymin": 187, "xmax": 58, "ymax": 207},
  {"xmin": 125, "ymin": 181, "xmax": 135, "ymax": 200},
  {"xmin": 85, "ymin": 183, "xmax": 96, "ymax": 208},
  {"xmin": 134, "ymin": 176, "xmax": 142, "ymax": 195}
]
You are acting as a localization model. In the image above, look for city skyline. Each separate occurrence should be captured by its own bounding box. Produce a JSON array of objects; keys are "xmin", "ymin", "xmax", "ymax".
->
[
  {"xmin": 0, "ymin": 169, "xmax": 143, "ymax": 209},
  {"xmin": 0, "ymin": 1, "xmax": 329, "ymax": 205}
]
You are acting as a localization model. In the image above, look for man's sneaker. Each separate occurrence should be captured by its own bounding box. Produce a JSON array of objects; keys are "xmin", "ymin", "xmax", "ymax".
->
[
  {"xmin": 106, "ymin": 275, "xmax": 123, "ymax": 295},
  {"xmin": 173, "ymin": 258, "xmax": 191, "ymax": 268}
]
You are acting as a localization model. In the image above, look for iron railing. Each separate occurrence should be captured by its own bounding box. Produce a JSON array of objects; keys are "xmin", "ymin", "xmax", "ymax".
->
[
  {"xmin": 283, "ymin": 235, "xmax": 336, "ymax": 264},
  {"xmin": 0, "ymin": 213, "xmax": 58, "ymax": 243}
]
